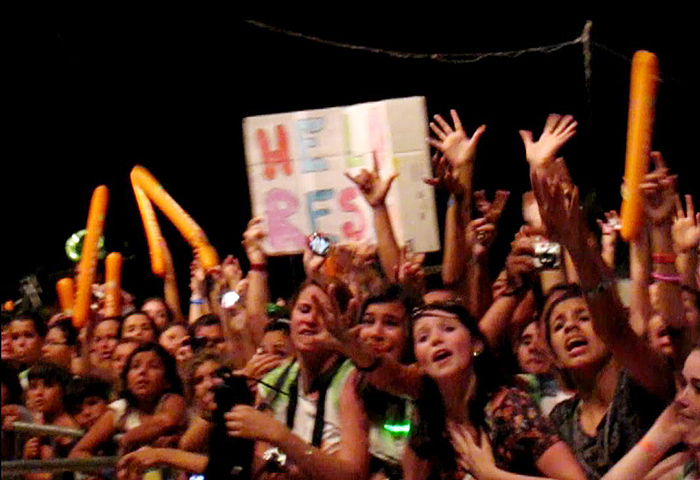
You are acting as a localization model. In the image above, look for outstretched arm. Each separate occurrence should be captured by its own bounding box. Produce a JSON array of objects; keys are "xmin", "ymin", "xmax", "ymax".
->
[
  {"xmin": 532, "ymin": 168, "xmax": 673, "ymax": 399},
  {"xmin": 345, "ymin": 151, "xmax": 400, "ymax": 281},
  {"xmin": 427, "ymin": 110, "xmax": 486, "ymax": 285},
  {"xmin": 242, "ymin": 217, "xmax": 271, "ymax": 346}
]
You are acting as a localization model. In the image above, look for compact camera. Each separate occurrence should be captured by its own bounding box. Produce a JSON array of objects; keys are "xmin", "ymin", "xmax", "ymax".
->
[
  {"xmin": 533, "ymin": 242, "xmax": 562, "ymax": 271},
  {"xmin": 308, "ymin": 232, "xmax": 332, "ymax": 256}
]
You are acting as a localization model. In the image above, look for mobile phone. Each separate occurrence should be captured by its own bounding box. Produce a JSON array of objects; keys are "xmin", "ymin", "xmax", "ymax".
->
[{"xmin": 308, "ymin": 232, "xmax": 332, "ymax": 257}]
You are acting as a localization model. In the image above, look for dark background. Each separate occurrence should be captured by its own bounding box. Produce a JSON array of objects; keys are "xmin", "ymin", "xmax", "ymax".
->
[{"xmin": 3, "ymin": 14, "xmax": 698, "ymax": 308}]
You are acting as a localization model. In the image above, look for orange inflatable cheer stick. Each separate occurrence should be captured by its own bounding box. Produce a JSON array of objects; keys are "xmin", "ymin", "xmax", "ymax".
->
[
  {"xmin": 74, "ymin": 185, "xmax": 109, "ymax": 329},
  {"xmin": 130, "ymin": 166, "xmax": 219, "ymax": 270},
  {"xmin": 133, "ymin": 183, "xmax": 166, "ymax": 277},
  {"xmin": 103, "ymin": 252, "xmax": 122, "ymax": 317},
  {"xmin": 2, "ymin": 300, "xmax": 14, "ymax": 312},
  {"xmin": 56, "ymin": 278, "xmax": 75, "ymax": 313},
  {"xmin": 621, "ymin": 51, "xmax": 659, "ymax": 241}
]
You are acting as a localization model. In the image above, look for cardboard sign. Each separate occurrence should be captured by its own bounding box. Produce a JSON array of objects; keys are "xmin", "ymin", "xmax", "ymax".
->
[{"xmin": 243, "ymin": 96, "xmax": 440, "ymax": 255}]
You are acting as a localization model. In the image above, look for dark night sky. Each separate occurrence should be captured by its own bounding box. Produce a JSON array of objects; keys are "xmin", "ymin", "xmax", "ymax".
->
[{"xmin": 3, "ymin": 13, "xmax": 698, "ymax": 306}]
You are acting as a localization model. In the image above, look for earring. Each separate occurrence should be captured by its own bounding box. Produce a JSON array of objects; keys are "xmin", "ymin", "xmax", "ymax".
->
[{"xmin": 473, "ymin": 349, "xmax": 482, "ymax": 357}]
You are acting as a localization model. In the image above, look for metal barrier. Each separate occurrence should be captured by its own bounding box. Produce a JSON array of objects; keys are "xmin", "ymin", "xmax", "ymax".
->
[
  {"xmin": 10, "ymin": 421, "xmax": 84, "ymax": 438},
  {"xmin": 1, "ymin": 457, "xmax": 118, "ymax": 478}
]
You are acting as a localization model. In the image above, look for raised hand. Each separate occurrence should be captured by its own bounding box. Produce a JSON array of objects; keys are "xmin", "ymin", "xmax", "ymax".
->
[
  {"xmin": 474, "ymin": 190, "xmax": 510, "ymax": 224},
  {"xmin": 190, "ymin": 257, "xmax": 206, "ymax": 297},
  {"xmin": 221, "ymin": 255, "xmax": 243, "ymax": 290},
  {"xmin": 225, "ymin": 405, "xmax": 287, "ymax": 444},
  {"xmin": 345, "ymin": 151, "xmax": 398, "ymax": 208},
  {"xmin": 243, "ymin": 217, "xmax": 267, "ymax": 264},
  {"xmin": 531, "ymin": 171, "xmax": 582, "ymax": 251},
  {"xmin": 238, "ymin": 350, "xmax": 284, "ymax": 380},
  {"xmin": 429, "ymin": 110, "xmax": 485, "ymax": 170},
  {"xmin": 519, "ymin": 114, "xmax": 577, "ymax": 169},
  {"xmin": 466, "ymin": 218, "xmax": 496, "ymax": 260},
  {"xmin": 597, "ymin": 210, "xmax": 621, "ymax": 239},
  {"xmin": 673, "ymin": 194, "xmax": 700, "ymax": 253},
  {"xmin": 641, "ymin": 152, "xmax": 677, "ymax": 224},
  {"xmin": 396, "ymin": 245, "xmax": 426, "ymax": 291},
  {"xmin": 448, "ymin": 423, "xmax": 497, "ymax": 479},
  {"xmin": 302, "ymin": 245, "xmax": 326, "ymax": 278},
  {"xmin": 424, "ymin": 151, "xmax": 466, "ymax": 195}
]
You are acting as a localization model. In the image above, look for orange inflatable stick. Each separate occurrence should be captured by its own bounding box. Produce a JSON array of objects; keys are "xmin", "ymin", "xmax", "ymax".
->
[
  {"xmin": 56, "ymin": 278, "xmax": 75, "ymax": 313},
  {"xmin": 131, "ymin": 166, "xmax": 219, "ymax": 270},
  {"xmin": 133, "ymin": 183, "xmax": 166, "ymax": 277},
  {"xmin": 621, "ymin": 51, "xmax": 659, "ymax": 241},
  {"xmin": 2, "ymin": 300, "xmax": 14, "ymax": 312},
  {"xmin": 74, "ymin": 185, "xmax": 109, "ymax": 329},
  {"xmin": 103, "ymin": 252, "xmax": 122, "ymax": 317}
]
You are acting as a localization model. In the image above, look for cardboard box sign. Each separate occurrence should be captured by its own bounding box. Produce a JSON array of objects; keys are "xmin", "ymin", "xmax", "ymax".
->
[{"xmin": 243, "ymin": 96, "xmax": 440, "ymax": 255}]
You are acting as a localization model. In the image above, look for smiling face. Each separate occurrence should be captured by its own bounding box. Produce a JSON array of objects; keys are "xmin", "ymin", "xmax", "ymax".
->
[
  {"xmin": 676, "ymin": 350, "xmax": 700, "ymax": 445},
  {"xmin": 547, "ymin": 296, "xmax": 610, "ymax": 371},
  {"xmin": 126, "ymin": 350, "xmax": 168, "ymax": 403},
  {"xmin": 290, "ymin": 284, "xmax": 333, "ymax": 355},
  {"xmin": 516, "ymin": 321, "xmax": 551, "ymax": 374},
  {"xmin": 413, "ymin": 310, "xmax": 482, "ymax": 381},
  {"xmin": 358, "ymin": 301, "xmax": 408, "ymax": 362}
]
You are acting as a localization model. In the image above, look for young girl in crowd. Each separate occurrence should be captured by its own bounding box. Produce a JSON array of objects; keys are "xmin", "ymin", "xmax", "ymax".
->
[
  {"xmin": 23, "ymin": 362, "xmax": 80, "ymax": 479},
  {"xmin": 69, "ymin": 342, "xmax": 186, "ymax": 458}
]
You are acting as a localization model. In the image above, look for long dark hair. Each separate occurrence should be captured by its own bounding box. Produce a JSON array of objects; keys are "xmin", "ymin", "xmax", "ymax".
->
[
  {"xmin": 120, "ymin": 342, "xmax": 182, "ymax": 407},
  {"xmin": 408, "ymin": 302, "xmax": 500, "ymax": 478}
]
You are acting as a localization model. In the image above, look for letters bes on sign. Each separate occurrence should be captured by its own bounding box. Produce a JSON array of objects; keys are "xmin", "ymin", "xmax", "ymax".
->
[{"xmin": 242, "ymin": 96, "xmax": 440, "ymax": 256}]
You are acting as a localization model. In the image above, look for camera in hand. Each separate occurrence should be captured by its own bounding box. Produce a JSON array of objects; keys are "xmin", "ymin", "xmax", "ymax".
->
[
  {"xmin": 308, "ymin": 232, "xmax": 332, "ymax": 256},
  {"xmin": 204, "ymin": 367, "xmax": 254, "ymax": 479},
  {"xmin": 533, "ymin": 242, "xmax": 562, "ymax": 271}
]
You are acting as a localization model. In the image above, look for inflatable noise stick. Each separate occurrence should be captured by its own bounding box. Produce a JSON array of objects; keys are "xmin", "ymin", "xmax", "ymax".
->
[
  {"xmin": 620, "ymin": 50, "xmax": 659, "ymax": 241},
  {"xmin": 2, "ymin": 300, "xmax": 14, "ymax": 312},
  {"xmin": 133, "ymin": 184, "xmax": 166, "ymax": 277},
  {"xmin": 130, "ymin": 166, "xmax": 219, "ymax": 271},
  {"xmin": 103, "ymin": 252, "xmax": 122, "ymax": 317},
  {"xmin": 73, "ymin": 185, "xmax": 109, "ymax": 329},
  {"xmin": 56, "ymin": 278, "xmax": 75, "ymax": 313}
]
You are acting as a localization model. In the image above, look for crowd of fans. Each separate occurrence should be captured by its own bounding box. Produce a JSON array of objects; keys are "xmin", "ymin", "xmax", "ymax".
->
[{"xmin": 1, "ymin": 111, "xmax": 699, "ymax": 480}]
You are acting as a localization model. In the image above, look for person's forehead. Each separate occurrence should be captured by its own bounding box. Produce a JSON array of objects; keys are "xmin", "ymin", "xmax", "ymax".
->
[
  {"xmin": 365, "ymin": 301, "xmax": 407, "ymax": 316},
  {"xmin": 96, "ymin": 320, "xmax": 119, "ymax": 333},
  {"xmin": 125, "ymin": 314, "xmax": 149, "ymax": 324},
  {"xmin": 197, "ymin": 324, "xmax": 223, "ymax": 336},
  {"xmin": 413, "ymin": 310, "xmax": 461, "ymax": 327},
  {"xmin": 11, "ymin": 319, "xmax": 36, "ymax": 331},
  {"xmin": 551, "ymin": 297, "xmax": 587, "ymax": 316},
  {"xmin": 47, "ymin": 328, "xmax": 66, "ymax": 339},
  {"xmin": 195, "ymin": 360, "xmax": 220, "ymax": 376}
]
